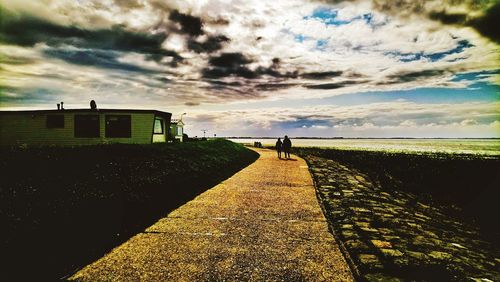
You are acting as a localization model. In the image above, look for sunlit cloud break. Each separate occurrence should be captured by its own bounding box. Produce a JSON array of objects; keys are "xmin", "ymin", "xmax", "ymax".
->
[{"xmin": 0, "ymin": 0, "xmax": 499, "ymax": 137}]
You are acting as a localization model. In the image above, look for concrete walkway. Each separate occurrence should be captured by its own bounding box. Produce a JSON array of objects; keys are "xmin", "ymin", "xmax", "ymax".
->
[{"xmin": 70, "ymin": 148, "xmax": 354, "ymax": 281}]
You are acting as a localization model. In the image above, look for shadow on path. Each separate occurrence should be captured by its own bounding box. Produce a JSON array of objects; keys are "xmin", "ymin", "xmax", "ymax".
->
[
  {"xmin": 70, "ymin": 149, "xmax": 354, "ymax": 281},
  {"xmin": 1, "ymin": 141, "xmax": 258, "ymax": 281}
]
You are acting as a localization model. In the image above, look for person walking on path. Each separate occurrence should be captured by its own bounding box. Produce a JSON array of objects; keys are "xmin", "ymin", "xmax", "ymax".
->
[
  {"xmin": 275, "ymin": 138, "xmax": 283, "ymax": 159},
  {"xmin": 283, "ymin": 135, "xmax": 292, "ymax": 159}
]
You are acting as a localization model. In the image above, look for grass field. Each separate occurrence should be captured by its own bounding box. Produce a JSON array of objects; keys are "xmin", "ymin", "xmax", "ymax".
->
[{"xmin": 0, "ymin": 140, "xmax": 258, "ymax": 280}]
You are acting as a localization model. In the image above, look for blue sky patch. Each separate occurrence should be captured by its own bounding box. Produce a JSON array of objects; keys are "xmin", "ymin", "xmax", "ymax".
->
[
  {"xmin": 279, "ymin": 118, "xmax": 331, "ymax": 129},
  {"xmin": 292, "ymin": 33, "xmax": 329, "ymax": 51},
  {"xmin": 362, "ymin": 13, "xmax": 373, "ymax": 24},
  {"xmin": 451, "ymin": 69, "xmax": 500, "ymax": 82},
  {"xmin": 316, "ymin": 39, "xmax": 328, "ymax": 50},
  {"xmin": 327, "ymin": 86, "xmax": 500, "ymax": 106},
  {"xmin": 386, "ymin": 40, "xmax": 474, "ymax": 62},
  {"xmin": 294, "ymin": 34, "xmax": 308, "ymax": 42},
  {"xmin": 304, "ymin": 7, "xmax": 376, "ymax": 26},
  {"xmin": 304, "ymin": 8, "xmax": 351, "ymax": 26}
]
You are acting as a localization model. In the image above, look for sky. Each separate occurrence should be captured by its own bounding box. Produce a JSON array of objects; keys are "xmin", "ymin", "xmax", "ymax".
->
[{"xmin": 0, "ymin": 0, "xmax": 499, "ymax": 138}]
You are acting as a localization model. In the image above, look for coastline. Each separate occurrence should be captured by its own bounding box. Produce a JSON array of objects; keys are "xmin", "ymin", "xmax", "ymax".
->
[{"xmin": 230, "ymin": 138, "xmax": 500, "ymax": 157}]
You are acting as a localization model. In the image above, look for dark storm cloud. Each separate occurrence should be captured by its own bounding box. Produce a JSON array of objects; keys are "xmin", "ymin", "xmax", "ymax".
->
[
  {"xmin": 255, "ymin": 83, "xmax": 299, "ymax": 91},
  {"xmin": 207, "ymin": 17, "xmax": 230, "ymax": 25},
  {"xmin": 370, "ymin": 0, "xmax": 425, "ymax": 14},
  {"xmin": 429, "ymin": 11, "xmax": 466, "ymax": 25},
  {"xmin": 0, "ymin": 10, "xmax": 182, "ymax": 62},
  {"xmin": 430, "ymin": 3, "xmax": 500, "ymax": 43},
  {"xmin": 43, "ymin": 48, "xmax": 159, "ymax": 73},
  {"xmin": 202, "ymin": 54, "xmax": 301, "ymax": 95},
  {"xmin": 346, "ymin": 72, "xmax": 366, "ymax": 78},
  {"xmin": 203, "ymin": 53, "xmax": 256, "ymax": 79},
  {"xmin": 208, "ymin": 80, "xmax": 243, "ymax": 87},
  {"xmin": 251, "ymin": 58, "xmax": 299, "ymax": 79},
  {"xmin": 201, "ymin": 80, "xmax": 250, "ymax": 98},
  {"xmin": 374, "ymin": 0, "xmax": 500, "ymax": 42},
  {"xmin": 209, "ymin": 53, "xmax": 253, "ymax": 68},
  {"xmin": 203, "ymin": 53, "xmax": 298, "ymax": 79},
  {"xmin": 203, "ymin": 66, "xmax": 258, "ymax": 79},
  {"xmin": 167, "ymin": 9, "xmax": 231, "ymax": 54},
  {"xmin": 184, "ymin": 101, "xmax": 200, "ymax": 106},
  {"xmin": 303, "ymin": 80, "xmax": 363, "ymax": 89},
  {"xmin": 314, "ymin": 0, "xmax": 500, "ymax": 42},
  {"xmin": 169, "ymin": 10, "xmax": 204, "ymax": 36},
  {"xmin": 470, "ymin": 4, "xmax": 500, "ymax": 42},
  {"xmin": 301, "ymin": 71, "xmax": 343, "ymax": 79},
  {"xmin": 187, "ymin": 35, "xmax": 230, "ymax": 53},
  {"xmin": 382, "ymin": 70, "xmax": 448, "ymax": 84}
]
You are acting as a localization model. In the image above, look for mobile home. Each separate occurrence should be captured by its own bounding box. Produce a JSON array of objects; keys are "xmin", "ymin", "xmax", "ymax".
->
[
  {"xmin": 0, "ymin": 108, "xmax": 172, "ymax": 146},
  {"xmin": 169, "ymin": 119, "xmax": 184, "ymax": 142}
]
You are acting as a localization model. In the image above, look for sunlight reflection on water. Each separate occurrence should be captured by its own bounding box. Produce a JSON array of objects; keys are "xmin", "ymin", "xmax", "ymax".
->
[{"xmin": 227, "ymin": 138, "xmax": 500, "ymax": 155}]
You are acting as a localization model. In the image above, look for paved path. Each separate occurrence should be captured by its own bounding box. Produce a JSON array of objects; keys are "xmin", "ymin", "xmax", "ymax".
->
[{"xmin": 70, "ymin": 148, "xmax": 354, "ymax": 281}]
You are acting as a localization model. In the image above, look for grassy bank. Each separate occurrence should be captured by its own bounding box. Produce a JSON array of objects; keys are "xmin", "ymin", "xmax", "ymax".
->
[
  {"xmin": 293, "ymin": 148, "xmax": 500, "ymax": 236},
  {"xmin": 0, "ymin": 140, "xmax": 258, "ymax": 280}
]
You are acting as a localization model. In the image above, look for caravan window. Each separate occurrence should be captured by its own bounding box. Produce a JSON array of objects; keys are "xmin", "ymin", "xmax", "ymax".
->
[
  {"xmin": 153, "ymin": 118, "xmax": 163, "ymax": 134},
  {"xmin": 105, "ymin": 115, "xmax": 131, "ymax": 138},
  {"xmin": 74, "ymin": 115, "xmax": 100, "ymax": 137},
  {"xmin": 46, "ymin": 115, "xmax": 64, "ymax": 128}
]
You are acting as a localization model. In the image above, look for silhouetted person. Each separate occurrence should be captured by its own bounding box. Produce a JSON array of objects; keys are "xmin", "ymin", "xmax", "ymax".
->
[
  {"xmin": 283, "ymin": 135, "xmax": 292, "ymax": 159},
  {"xmin": 90, "ymin": 100, "xmax": 97, "ymax": 110},
  {"xmin": 275, "ymin": 138, "xmax": 283, "ymax": 158}
]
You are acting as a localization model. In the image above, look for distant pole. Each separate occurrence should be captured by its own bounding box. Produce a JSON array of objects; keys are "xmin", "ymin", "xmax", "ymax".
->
[
  {"xmin": 180, "ymin": 112, "xmax": 186, "ymax": 121},
  {"xmin": 201, "ymin": 129, "xmax": 208, "ymax": 138}
]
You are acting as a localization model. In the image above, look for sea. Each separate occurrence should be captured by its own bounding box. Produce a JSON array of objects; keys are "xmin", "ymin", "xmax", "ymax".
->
[{"xmin": 226, "ymin": 138, "xmax": 500, "ymax": 156}]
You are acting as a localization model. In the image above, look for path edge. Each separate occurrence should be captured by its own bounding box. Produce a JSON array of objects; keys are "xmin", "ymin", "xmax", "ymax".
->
[{"xmin": 302, "ymin": 156, "xmax": 362, "ymax": 281}]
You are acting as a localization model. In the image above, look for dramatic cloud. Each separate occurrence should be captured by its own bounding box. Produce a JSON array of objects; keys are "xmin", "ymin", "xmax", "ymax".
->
[
  {"xmin": 169, "ymin": 10, "xmax": 204, "ymax": 36},
  {"xmin": 382, "ymin": 70, "xmax": 448, "ymax": 84},
  {"xmin": 0, "ymin": 9, "xmax": 179, "ymax": 59},
  {"xmin": 43, "ymin": 48, "xmax": 161, "ymax": 73},
  {"xmin": 0, "ymin": 0, "xmax": 498, "ymax": 137},
  {"xmin": 302, "ymin": 71, "xmax": 343, "ymax": 79},
  {"xmin": 345, "ymin": 0, "xmax": 500, "ymax": 42},
  {"xmin": 184, "ymin": 101, "xmax": 500, "ymax": 137},
  {"xmin": 428, "ymin": 2, "xmax": 500, "ymax": 43},
  {"xmin": 187, "ymin": 35, "xmax": 230, "ymax": 53},
  {"xmin": 304, "ymin": 80, "xmax": 364, "ymax": 89}
]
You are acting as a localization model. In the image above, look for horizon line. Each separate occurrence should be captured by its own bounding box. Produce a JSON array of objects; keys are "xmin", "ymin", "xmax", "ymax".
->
[{"xmin": 220, "ymin": 137, "xmax": 500, "ymax": 140}]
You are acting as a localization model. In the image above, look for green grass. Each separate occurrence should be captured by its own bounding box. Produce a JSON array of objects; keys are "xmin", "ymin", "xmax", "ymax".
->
[{"xmin": 0, "ymin": 140, "xmax": 258, "ymax": 280}]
